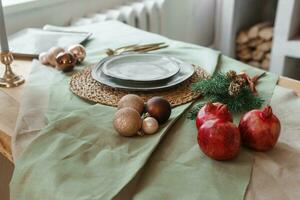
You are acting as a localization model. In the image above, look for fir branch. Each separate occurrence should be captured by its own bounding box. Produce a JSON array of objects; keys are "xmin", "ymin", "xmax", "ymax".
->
[
  {"xmin": 192, "ymin": 73, "xmax": 230, "ymax": 96},
  {"xmin": 188, "ymin": 72, "xmax": 264, "ymax": 120}
]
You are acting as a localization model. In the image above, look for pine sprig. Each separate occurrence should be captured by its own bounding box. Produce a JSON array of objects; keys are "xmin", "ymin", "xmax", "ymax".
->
[
  {"xmin": 188, "ymin": 72, "xmax": 264, "ymax": 119},
  {"xmin": 192, "ymin": 73, "xmax": 229, "ymax": 95}
]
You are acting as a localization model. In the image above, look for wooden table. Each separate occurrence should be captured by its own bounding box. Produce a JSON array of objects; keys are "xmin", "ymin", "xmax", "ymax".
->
[
  {"xmin": 1, "ymin": 59, "xmax": 300, "ymax": 164},
  {"xmin": 0, "ymin": 59, "xmax": 32, "ymax": 162}
]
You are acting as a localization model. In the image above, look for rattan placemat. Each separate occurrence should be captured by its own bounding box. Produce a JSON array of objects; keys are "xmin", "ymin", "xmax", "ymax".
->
[{"xmin": 70, "ymin": 65, "xmax": 207, "ymax": 107}]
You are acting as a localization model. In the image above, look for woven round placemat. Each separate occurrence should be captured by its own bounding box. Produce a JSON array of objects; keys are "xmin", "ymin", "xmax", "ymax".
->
[{"xmin": 70, "ymin": 65, "xmax": 207, "ymax": 107}]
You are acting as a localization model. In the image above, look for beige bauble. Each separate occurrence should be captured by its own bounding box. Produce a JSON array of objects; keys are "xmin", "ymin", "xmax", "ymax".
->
[
  {"xmin": 47, "ymin": 47, "xmax": 65, "ymax": 66},
  {"xmin": 118, "ymin": 94, "xmax": 144, "ymax": 114},
  {"xmin": 113, "ymin": 107, "xmax": 142, "ymax": 137},
  {"xmin": 142, "ymin": 117, "xmax": 159, "ymax": 135},
  {"xmin": 39, "ymin": 52, "xmax": 50, "ymax": 65}
]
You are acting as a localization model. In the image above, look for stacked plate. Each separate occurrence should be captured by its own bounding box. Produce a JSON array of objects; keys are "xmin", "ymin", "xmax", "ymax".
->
[{"xmin": 91, "ymin": 53, "xmax": 195, "ymax": 91}]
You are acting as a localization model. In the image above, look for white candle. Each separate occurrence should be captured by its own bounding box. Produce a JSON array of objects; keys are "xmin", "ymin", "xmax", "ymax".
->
[{"xmin": 0, "ymin": 0, "xmax": 9, "ymax": 52}]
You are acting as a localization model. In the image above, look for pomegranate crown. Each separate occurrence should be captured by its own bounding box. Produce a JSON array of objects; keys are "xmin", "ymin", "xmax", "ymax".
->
[
  {"xmin": 204, "ymin": 102, "xmax": 215, "ymax": 112},
  {"xmin": 262, "ymin": 106, "xmax": 273, "ymax": 119}
]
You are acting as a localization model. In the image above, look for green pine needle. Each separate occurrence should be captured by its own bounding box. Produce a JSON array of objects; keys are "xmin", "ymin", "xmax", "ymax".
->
[
  {"xmin": 188, "ymin": 72, "xmax": 264, "ymax": 120},
  {"xmin": 192, "ymin": 73, "xmax": 230, "ymax": 95}
]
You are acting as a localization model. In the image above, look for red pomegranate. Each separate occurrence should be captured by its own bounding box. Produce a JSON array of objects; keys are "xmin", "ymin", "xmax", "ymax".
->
[
  {"xmin": 239, "ymin": 106, "xmax": 281, "ymax": 151},
  {"xmin": 197, "ymin": 119, "xmax": 241, "ymax": 160},
  {"xmin": 196, "ymin": 102, "xmax": 233, "ymax": 129}
]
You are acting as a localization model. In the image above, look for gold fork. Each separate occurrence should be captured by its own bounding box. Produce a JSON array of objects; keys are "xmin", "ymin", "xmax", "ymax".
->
[{"xmin": 105, "ymin": 42, "xmax": 168, "ymax": 56}]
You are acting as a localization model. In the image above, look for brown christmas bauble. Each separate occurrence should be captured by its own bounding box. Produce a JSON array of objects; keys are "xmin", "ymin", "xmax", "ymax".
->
[
  {"xmin": 118, "ymin": 94, "xmax": 145, "ymax": 114},
  {"xmin": 39, "ymin": 52, "xmax": 50, "ymax": 65},
  {"xmin": 113, "ymin": 107, "xmax": 142, "ymax": 137},
  {"xmin": 146, "ymin": 97, "xmax": 171, "ymax": 124},
  {"xmin": 55, "ymin": 52, "xmax": 76, "ymax": 72},
  {"xmin": 142, "ymin": 117, "xmax": 159, "ymax": 135},
  {"xmin": 47, "ymin": 47, "xmax": 65, "ymax": 66},
  {"xmin": 68, "ymin": 44, "xmax": 86, "ymax": 63}
]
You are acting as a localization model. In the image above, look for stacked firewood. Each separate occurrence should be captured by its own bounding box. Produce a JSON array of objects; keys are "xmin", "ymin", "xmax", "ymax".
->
[{"xmin": 236, "ymin": 22, "xmax": 273, "ymax": 70}]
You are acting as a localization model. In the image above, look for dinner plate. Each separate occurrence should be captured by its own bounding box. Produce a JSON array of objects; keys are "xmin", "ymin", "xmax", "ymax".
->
[
  {"xmin": 91, "ymin": 54, "xmax": 195, "ymax": 91},
  {"xmin": 101, "ymin": 54, "xmax": 180, "ymax": 82}
]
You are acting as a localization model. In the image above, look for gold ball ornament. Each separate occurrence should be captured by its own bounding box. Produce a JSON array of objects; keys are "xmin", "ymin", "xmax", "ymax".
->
[
  {"xmin": 68, "ymin": 44, "xmax": 86, "ymax": 63},
  {"xmin": 55, "ymin": 52, "xmax": 76, "ymax": 72},
  {"xmin": 39, "ymin": 52, "xmax": 50, "ymax": 65},
  {"xmin": 118, "ymin": 94, "xmax": 145, "ymax": 114},
  {"xmin": 142, "ymin": 117, "xmax": 159, "ymax": 135},
  {"xmin": 47, "ymin": 47, "xmax": 65, "ymax": 66},
  {"xmin": 113, "ymin": 107, "xmax": 142, "ymax": 137}
]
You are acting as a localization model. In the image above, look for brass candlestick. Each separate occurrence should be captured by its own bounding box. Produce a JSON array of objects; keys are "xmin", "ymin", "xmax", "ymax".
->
[{"xmin": 0, "ymin": 52, "xmax": 25, "ymax": 88}]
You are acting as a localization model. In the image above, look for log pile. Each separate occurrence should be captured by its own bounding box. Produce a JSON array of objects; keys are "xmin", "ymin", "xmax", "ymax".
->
[{"xmin": 236, "ymin": 22, "xmax": 273, "ymax": 70}]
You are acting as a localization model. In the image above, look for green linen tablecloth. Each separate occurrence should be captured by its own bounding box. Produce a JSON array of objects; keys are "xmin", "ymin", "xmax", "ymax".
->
[{"xmin": 11, "ymin": 21, "xmax": 278, "ymax": 200}]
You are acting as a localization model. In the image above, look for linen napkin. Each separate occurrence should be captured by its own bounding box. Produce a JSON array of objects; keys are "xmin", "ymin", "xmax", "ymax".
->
[{"xmin": 11, "ymin": 21, "xmax": 278, "ymax": 200}]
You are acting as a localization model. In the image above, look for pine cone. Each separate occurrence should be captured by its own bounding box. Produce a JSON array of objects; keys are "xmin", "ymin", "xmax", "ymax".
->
[
  {"xmin": 226, "ymin": 70, "xmax": 237, "ymax": 80},
  {"xmin": 228, "ymin": 82, "xmax": 241, "ymax": 96},
  {"xmin": 235, "ymin": 76, "xmax": 246, "ymax": 86}
]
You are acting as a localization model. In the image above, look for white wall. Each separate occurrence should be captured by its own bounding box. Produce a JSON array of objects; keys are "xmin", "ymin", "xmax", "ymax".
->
[
  {"xmin": 162, "ymin": 0, "xmax": 216, "ymax": 46},
  {"xmin": 4, "ymin": 0, "xmax": 133, "ymax": 34},
  {"xmin": 4, "ymin": 0, "xmax": 216, "ymax": 46}
]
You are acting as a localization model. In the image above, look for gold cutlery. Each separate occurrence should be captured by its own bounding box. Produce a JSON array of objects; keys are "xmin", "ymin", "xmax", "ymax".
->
[{"xmin": 105, "ymin": 42, "xmax": 168, "ymax": 56}]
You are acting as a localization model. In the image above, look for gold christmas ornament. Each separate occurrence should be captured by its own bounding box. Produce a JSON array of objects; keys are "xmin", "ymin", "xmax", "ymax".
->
[
  {"xmin": 68, "ymin": 44, "xmax": 86, "ymax": 63},
  {"xmin": 47, "ymin": 47, "xmax": 65, "ymax": 66},
  {"xmin": 113, "ymin": 107, "xmax": 142, "ymax": 137},
  {"xmin": 117, "ymin": 94, "xmax": 145, "ymax": 114},
  {"xmin": 142, "ymin": 117, "xmax": 159, "ymax": 135},
  {"xmin": 38, "ymin": 52, "xmax": 49, "ymax": 65},
  {"xmin": 55, "ymin": 52, "xmax": 76, "ymax": 72}
]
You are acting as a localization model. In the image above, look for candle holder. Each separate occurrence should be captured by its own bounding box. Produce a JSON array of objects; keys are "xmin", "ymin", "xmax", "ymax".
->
[{"xmin": 0, "ymin": 51, "xmax": 25, "ymax": 88}]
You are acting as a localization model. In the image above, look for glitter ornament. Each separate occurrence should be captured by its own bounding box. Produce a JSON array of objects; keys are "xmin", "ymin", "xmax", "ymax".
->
[
  {"xmin": 118, "ymin": 94, "xmax": 145, "ymax": 114},
  {"xmin": 113, "ymin": 107, "xmax": 142, "ymax": 137}
]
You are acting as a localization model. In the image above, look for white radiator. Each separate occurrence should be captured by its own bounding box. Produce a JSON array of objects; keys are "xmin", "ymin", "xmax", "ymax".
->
[{"xmin": 70, "ymin": 0, "xmax": 165, "ymax": 34}]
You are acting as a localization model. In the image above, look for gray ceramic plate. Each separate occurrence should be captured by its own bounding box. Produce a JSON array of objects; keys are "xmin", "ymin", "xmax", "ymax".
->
[
  {"xmin": 91, "ymin": 55, "xmax": 195, "ymax": 91},
  {"xmin": 102, "ymin": 54, "xmax": 180, "ymax": 82}
]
